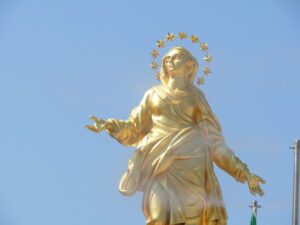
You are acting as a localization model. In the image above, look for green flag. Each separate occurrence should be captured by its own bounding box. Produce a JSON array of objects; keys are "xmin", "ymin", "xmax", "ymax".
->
[{"xmin": 250, "ymin": 212, "xmax": 257, "ymax": 225}]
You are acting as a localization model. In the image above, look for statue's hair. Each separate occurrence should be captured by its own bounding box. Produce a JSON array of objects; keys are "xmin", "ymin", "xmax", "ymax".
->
[{"xmin": 159, "ymin": 47, "xmax": 199, "ymax": 86}]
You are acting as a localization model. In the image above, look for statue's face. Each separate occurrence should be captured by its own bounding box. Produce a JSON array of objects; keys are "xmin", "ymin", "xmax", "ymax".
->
[{"xmin": 164, "ymin": 49, "xmax": 187, "ymax": 76}]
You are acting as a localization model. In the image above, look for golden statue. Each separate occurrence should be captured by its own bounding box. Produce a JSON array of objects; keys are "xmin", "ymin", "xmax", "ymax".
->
[{"xmin": 86, "ymin": 44, "xmax": 265, "ymax": 225}]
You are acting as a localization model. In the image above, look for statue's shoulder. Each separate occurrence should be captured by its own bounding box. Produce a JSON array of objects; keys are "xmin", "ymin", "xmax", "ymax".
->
[
  {"xmin": 151, "ymin": 84, "xmax": 163, "ymax": 91},
  {"xmin": 140, "ymin": 85, "xmax": 159, "ymax": 101},
  {"xmin": 148, "ymin": 84, "xmax": 164, "ymax": 96},
  {"xmin": 190, "ymin": 85, "xmax": 206, "ymax": 99},
  {"xmin": 143, "ymin": 85, "xmax": 159, "ymax": 96}
]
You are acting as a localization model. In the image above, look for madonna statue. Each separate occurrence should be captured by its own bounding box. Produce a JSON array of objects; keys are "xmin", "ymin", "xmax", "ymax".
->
[{"xmin": 86, "ymin": 46, "xmax": 265, "ymax": 225}]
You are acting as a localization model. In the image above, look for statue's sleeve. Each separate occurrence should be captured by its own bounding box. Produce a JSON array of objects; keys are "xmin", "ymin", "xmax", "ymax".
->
[
  {"xmin": 107, "ymin": 89, "xmax": 153, "ymax": 147},
  {"xmin": 209, "ymin": 125, "xmax": 251, "ymax": 183},
  {"xmin": 194, "ymin": 87, "xmax": 251, "ymax": 183}
]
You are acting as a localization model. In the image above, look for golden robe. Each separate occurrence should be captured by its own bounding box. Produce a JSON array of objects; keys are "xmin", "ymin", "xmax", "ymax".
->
[{"xmin": 109, "ymin": 84, "xmax": 250, "ymax": 225}]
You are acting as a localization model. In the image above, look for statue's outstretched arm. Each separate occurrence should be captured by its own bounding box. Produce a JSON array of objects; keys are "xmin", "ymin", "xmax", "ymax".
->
[
  {"xmin": 194, "ymin": 87, "xmax": 266, "ymax": 197},
  {"xmin": 210, "ymin": 125, "xmax": 266, "ymax": 196},
  {"xmin": 85, "ymin": 89, "xmax": 153, "ymax": 147}
]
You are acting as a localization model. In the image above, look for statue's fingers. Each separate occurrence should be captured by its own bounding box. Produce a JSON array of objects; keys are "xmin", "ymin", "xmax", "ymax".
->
[
  {"xmin": 255, "ymin": 188, "xmax": 264, "ymax": 197},
  {"xmin": 258, "ymin": 177, "xmax": 266, "ymax": 184},
  {"xmin": 256, "ymin": 185, "xmax": 262, "ymax": 193},
  {"xmin": 253, "ymin": 186, "xmax": 260, "ymax": 194},
  {"xmin": 252, "ymin": 186, "xmax": 258, "ymax": 192},
  {"xmin": 258, "ymin": 189, "xmax": 264, "ymax": 197},
  {"xmin": 89, "ymin": 115, "xmax": 98, "ymax": 121},
  {"xmin": 249, "ymin": 187, "xmax": 256, "ymax": 196},
  {"xmin": 256, "ymin": 185, "xmax": 264, "ymax": 197},
  {"xmin": 85, "ymin": 125, "xmax": 94, "ymax": 130},
  {"xmin": 253, "ymin": 175, "xmax": 266, "ymax": 184},
  {"xmin": 253, "ymin": 185, "xmax": 264, "ymax": 197},
  {"xmin": 85, "ymin": 125, "xmax": 99, "ymax": 132},
  {"xmin": 90, "ymin": 115, "xmax": 103, "ymax": 122}
]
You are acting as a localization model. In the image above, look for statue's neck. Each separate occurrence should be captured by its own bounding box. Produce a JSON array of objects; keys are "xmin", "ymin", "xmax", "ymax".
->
[
  {"xmin": 163, "ymin": 75, "xmax": 193, "ymax": 97},
  {"xmin": 167, "ymin": 75, "xmax": 188, "ymax": 92}
]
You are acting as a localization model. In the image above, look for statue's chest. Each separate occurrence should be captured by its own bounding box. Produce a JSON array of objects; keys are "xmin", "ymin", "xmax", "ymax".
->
[{"xmin": 151, "ymin": 92, "xmax": 201, "ymax": 121}]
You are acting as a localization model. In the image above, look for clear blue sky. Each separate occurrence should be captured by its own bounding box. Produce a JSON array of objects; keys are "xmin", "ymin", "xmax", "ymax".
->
[{"xmin": 0, "ymin": 1, "xmax": 299, "ymax": 225}]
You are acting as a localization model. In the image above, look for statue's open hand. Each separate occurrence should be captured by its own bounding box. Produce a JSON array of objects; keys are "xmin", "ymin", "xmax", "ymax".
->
[
  {"xmin": 247, "ymin": 174, "xmax": 266, "ymax": 197},
  {"xmin": 85, "ymin": 116, "xmax": 107, "ymax": 133},
  {"xmin": 85, "ymin": 116, "xmax": 119, "ymax": 136}
]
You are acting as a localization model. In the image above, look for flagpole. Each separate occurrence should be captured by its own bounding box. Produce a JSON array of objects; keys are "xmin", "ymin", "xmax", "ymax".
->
[{"xmin": 291, "ymin": 140, "xmax": 300, "ymax": 225}]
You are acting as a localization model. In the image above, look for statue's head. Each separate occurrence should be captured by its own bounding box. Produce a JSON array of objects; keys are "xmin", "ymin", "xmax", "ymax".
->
[{"xmin": 160, "ymin": 47, "xmax": 199, "ymax": 86}]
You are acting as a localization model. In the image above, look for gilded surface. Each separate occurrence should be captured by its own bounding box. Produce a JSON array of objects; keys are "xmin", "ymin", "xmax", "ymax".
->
[{"xmin": 86, "ymin": 47, "xmax": 265, "ymax": 225}]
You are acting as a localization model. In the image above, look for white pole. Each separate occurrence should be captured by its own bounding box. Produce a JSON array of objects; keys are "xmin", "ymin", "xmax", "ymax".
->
[{"xmin": 291, "ymin": 140, "xmax": 300, "ymax": 225}]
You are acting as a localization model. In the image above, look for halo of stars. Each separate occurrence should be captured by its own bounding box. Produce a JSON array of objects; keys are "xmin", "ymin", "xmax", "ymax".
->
[{"xmin": 150, "ymin": 32, "xmax": 212, "ymax": 86}]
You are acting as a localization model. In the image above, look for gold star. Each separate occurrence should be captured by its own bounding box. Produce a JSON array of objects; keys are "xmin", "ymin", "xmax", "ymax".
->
[
  {"xmin": 151, "ymin": 49, "xmax": 159, "ymax": 58},
  {"xmin": 150, "ymin": 61, "xmax": 158, "ymax": 70},
  {"xmin": 200, "ymin": 42, "xmax": 208, "ymax": 51},
  {"xmin": 190, "ymin": 35, "xmax": 199, "ymax": 43},
  {"xmin": 178, "ymin": 31, "xmax": 187, "ymax": 40},
  {"xmin": 166, "ymin": 33, "xmax": 175, "ymax": 41},
  {"xmin": 156, "ymin": 40, "xmax": 165, "ymax": 48},
  {"xmin": 203, "ymin": 67, "xmax": 211, "ymax": 75},
  {"xmin": 196, "ymin": 77, "xmax": 205, "ymax": 85},
  {"xmin": 203, "ymin": 54, "xmax": 212, "ymax": 63},
  {"xmin": 155, "ymin": 72, "xmax": 161, "ymax": 80}
]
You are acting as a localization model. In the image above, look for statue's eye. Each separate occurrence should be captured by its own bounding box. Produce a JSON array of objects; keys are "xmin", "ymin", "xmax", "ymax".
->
[
  {"xmin": 165, "ymin": 56, "xmax": 171, "ymax": 62},
  {"xmin": 174, "ymin": 54, "xmax": 180, "ymax": 60}
]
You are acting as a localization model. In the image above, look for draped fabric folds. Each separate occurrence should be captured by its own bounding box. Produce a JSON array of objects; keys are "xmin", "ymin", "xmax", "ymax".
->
[{"xmin": 108, "ymin": 84, "xmax": 250, "ymax": 225}]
